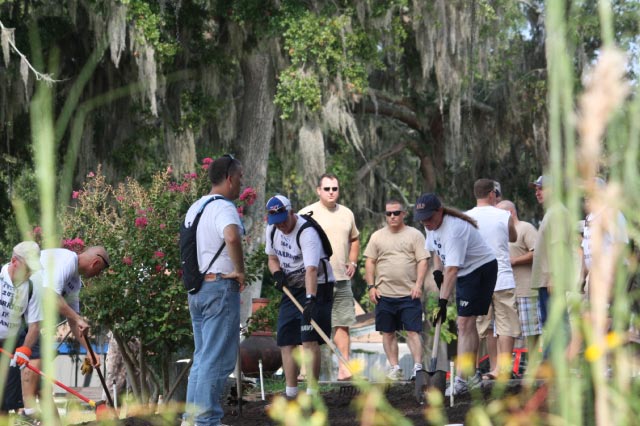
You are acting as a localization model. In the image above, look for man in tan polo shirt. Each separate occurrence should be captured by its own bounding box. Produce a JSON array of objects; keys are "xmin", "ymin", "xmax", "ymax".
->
[
  {"xmin": 364, "ymin": 200, "xmax": 429, "ymax": 381},
  {"xmin": 300, "ymin": 173, "xmax": 360, "ymax": 380}
]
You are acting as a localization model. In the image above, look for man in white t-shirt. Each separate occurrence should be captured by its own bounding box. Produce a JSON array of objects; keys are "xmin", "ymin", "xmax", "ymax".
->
[
  {"xmin": 265, "ymin": 195, "xmax": 334, "ymax": 400},
  {"xmin": 416, "ymin": 193, "xmax": 497, "ymax": 396},
  {"xmin": 299, "ymin": 173, "xmax": 359, "ymax": 380},
  {"xmin": 182, "ymin": 154, "xmax": 245, "ymax": 426},
  {"xmin": 0, "ymin": 242, "xmax": 42, "ymax": 415},
  {"xmin": 466, "ymin": 179, "xmax": 520, "ymax": 380},
  {"xmin": 20, "ymin": 244, "xmax": 110, "ymax": 423}
]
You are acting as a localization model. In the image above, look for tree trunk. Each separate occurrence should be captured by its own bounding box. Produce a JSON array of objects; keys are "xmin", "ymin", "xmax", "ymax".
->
[{"xmin": 236, "ymin": 47, "xmax": 276, "ymax": 326}]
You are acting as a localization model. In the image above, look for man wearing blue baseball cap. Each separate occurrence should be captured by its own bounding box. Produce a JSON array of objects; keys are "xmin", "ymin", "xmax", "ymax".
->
[{"xmin": 265, "ymin": 195, "xmax": 335, "ymax": 400}]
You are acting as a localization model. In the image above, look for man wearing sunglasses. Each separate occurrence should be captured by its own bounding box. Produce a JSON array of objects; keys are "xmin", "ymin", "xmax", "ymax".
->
[
  {"xmin": 265, "ymin": 194, "xmax": 334, "ymax": 400},
  {"xmin": 20, "ymin": 245, "xmax": 110, "ymax": 423},
  {"xmin": 0, "ymin": 242, "xmax": 43, "ymax": 417},
  {"xmin": 299, "ymin": 173, "xmax": 359, "ymax": 381},
  {"xmin": 363, "ymin": 200, "xmax": 429, "ymax": 381},
  {"xmin": 182, "ymin": 154, "xmax": 245, "ymax": 426}
]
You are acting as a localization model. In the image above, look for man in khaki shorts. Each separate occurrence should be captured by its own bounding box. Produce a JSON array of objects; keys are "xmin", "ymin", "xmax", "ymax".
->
[
  {"xmin": 466, "ymin": 179, "xmax": 520, "ymax": 380},
  {"xmin": 300, "ymin": 173, "xmax": 360, "ymax": 380},
  {"xmin": 497, "ymin": 200, "xmax": 542, "ymax": 353}
]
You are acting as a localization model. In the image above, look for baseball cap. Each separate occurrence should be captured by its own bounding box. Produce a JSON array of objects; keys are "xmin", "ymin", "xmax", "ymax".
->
[
  {"xmin": 266, "ymin": 195, "xmax": 292, "ymax": 225},
  {"xmin": 529, "ymin": 175, "xmax": 546, "ymax": 188},
  {"xmin": 13, "ymin": 241, "xmax": 42, "ymax": 272},
  {"xmin": 494, "ymin": 181, "xmax": 502, "ymax": 197},
  {"xmin": 414, "ymin": 193, "xmax": 442, "ymax": 221}
]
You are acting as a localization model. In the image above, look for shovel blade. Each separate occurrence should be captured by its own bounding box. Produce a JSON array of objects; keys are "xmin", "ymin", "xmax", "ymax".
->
[
  {"xmin": 425, "ymin": 370, "xmax": 447, "ymax": 396},
  {"xmin": 414, "ymin": 370, "xmax": 428, "ymax": 404}
]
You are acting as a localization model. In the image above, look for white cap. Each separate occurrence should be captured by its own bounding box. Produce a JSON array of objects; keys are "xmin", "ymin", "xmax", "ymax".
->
[{"xmin": 13, "ymin": 241, "xmax": 42, "ymax": 272}]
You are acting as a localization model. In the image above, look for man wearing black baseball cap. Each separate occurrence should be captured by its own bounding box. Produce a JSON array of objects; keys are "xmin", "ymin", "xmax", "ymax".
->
[{"xmin": 416, "ymin": 193, "xmax": 498, "ymax": 396}]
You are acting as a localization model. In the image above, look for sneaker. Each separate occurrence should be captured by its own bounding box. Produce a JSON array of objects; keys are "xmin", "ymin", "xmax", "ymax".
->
[
  {"xmin": 386, "ymin": 367, "xmax": 404, "ymax": 381},
  {"xmin": 410, "ymin": 365, "xmax": 422, "ymax": 381},
  {"xmin": 445, "ymin": 376, "xmax": 469, "ymax": 396},
  {"xmin": 14, "ymin": 413, "xmax": 42, "ymax": 426}
]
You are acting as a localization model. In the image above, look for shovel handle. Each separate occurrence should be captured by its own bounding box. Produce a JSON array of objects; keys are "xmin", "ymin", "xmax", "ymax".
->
[
  {"xmin": 428, "ymin": 319, "xmax": 442, "ymax": 372},
  {"xmin": 0, "ymin": 348, "xmax": 97, "ymax": 407},
  {"xmin": 84, "ymin": 334, "xmax": 115, "ymax": 407},
  {"xmin": 282, "ymin": 286, "xmax": 353, "ymax": 374}
]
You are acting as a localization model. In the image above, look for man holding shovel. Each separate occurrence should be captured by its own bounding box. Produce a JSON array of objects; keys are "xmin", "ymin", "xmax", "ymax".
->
[
  {"xmin": 265, "ymin": 195, "xmax": 335, "ymax": 400},
  {"xmin": 20, "ymin": 245, "xmax": 110, "ymax": 423}
]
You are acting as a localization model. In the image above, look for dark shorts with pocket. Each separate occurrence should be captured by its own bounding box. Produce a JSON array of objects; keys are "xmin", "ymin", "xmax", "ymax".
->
[
  {"xmin": 374, "ymin": 296, "xmax": 422, "ymax": 333},
  {"xmin": 277, "ymin": 283, "xmax": 334, "ymax": 347},
  {"xmin": 456, "ymin": 259, "xmax": 498, "ymax": 317}
]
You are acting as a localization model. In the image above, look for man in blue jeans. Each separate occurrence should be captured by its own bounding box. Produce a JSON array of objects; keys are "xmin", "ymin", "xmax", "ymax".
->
[{"xmin": 183, "ymin": 155, "xmax": 245, "ymax": 426}]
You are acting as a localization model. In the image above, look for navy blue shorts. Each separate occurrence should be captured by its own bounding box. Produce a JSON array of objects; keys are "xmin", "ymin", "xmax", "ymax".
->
[
  {"xmin": 374, "ymin": 296, "xmax": 422, "ymax": 333},
  {"xmin": 0, "ymin": 339, "xmax": 23, "ymax": 411},
  {"xmin": 276, "ymin": 283, "xmax": 334, "ymax": 347},
  {"xmin": 456, "ymin": 260, "xmax": 498, "ymax": 317},
  {"xmin": 17, "ymin": 327, "xmax": 41, "ymax": 359}
]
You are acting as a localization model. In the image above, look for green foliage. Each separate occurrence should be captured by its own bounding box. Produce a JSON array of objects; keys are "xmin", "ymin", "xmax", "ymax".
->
[
  {"xmin": 273, "ymin": 4, "xmax": 381, "ymax": 120},
  {"xmin": 121, "ymin": 0, "xmax": 178, "ymax": 62}
]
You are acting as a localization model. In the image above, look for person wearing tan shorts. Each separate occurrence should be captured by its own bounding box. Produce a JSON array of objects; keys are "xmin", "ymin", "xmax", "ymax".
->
[
  {"xmin": 467, "ymin": 179, "xmax": 520, "ymax": 380},
  {"xmin": 300, "ymin": 173, "xmax": 360, "ymax": 380}
]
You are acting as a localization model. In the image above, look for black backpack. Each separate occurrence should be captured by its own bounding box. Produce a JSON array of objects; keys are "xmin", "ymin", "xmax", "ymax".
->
[
  {"xmin": 180, "ymin": 196, "xmax": 225, "ymax": 294},
  {"xmin": 270, "ymin": 211, "xmax": 333, "ymax": 283}
]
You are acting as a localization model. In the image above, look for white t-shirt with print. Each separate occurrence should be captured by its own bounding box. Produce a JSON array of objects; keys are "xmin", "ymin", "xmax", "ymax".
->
[
  {"xmin": 466, "ymin": 206, "xmax": 516, "ymax": 291},
  {"xmin": 184, "ymin": 195, "xmax": 244, "ymax": 275},
  {"xmin": 265, "ymin": 215, "xmax": 335, "ymax": 284},
  {"xmin": 425, "ymin": 214, "xmax": 495, "ymax": 277},
  {"xmin": 0, "ymin": 265, "xmax": 43, "ymax": 339},
  {"xmin": 40, "ymin": 248, "xmax": 82, "ymax": 313}
]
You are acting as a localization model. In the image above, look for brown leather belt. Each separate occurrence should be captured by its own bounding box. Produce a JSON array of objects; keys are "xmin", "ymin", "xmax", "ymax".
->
[{"xmin": 204, "ymin": 273, "xmax": 219, "ymax": 281}]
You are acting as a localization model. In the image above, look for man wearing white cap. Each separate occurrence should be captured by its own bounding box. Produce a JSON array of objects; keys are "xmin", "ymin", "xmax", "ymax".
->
[
  {"xmin": 265, "ymin": 194, "xmax": 335, "ymax": 400},
  {"xmin": 0, "ymin": 241, "xmax": 43, "ymax": 414}
]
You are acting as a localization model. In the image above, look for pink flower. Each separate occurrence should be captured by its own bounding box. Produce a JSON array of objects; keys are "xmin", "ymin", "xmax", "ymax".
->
[
  {"xmin": 87, "ymin": 171, "xmax": 95, "ymax": 178},
  {"xmin": 159, "ymin": 223, "xmax": 166, "ymax": 229},
  {"xmin": 184, "ymin": 172, "xmax": 198, "ymax": 180},
  {"xmin": 202, "ymin": 157, "xmax": 214, "ymax": 170},
  {"xmin": 135, "ymin": 217, "xmax": 148, "ymax": 229},
  {"xmin": 166, "ymin": 166, "xmax": 173, "ymax": 174},
  {"xmin": 123, "ymin": 256, "xmax": 133, "ymax": 266},
  {"xmin": 116, "ymin": 196, "xmax": 124, "ymax": 202},
  {"xmin": 154, "ymin": 251, "xmax": 165, "ymax": 258},
  {"xmin": 237, "ymin": 206, "xmax": 244, "ymax": 218},
  {"xmin": 63, "ymin": 237, "xmax": 85, "ymax": 253},
  {"xmin": 239, "ymin": 187, "xmax": 257, "ymax": 206},
  {"xmin": 155, "ymin": 264, "xmax": 163, "ymax": 273},
  {"xmin": 72, "ymin": 191, "xmax": 80, "ymax": 199},
  {"xmin": 32, "ymin": 226, "xmax": 42, "ymax": 236}
]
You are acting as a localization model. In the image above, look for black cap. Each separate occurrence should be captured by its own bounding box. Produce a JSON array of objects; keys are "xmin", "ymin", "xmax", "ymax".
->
[{"xmin": 414, "ymin": 193, "xmax": 441, "ymax": 221}]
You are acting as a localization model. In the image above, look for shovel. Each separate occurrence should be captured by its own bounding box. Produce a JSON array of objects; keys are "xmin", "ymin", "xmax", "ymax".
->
[{"xmin": 415, "ymin": 317, "xmax": 447, "ymax": 404}]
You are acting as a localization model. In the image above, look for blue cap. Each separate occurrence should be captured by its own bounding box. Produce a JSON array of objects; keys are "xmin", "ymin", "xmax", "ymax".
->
[
  {"xmin": 266, "ymin": 195, "xmax": 292, "ymax": 225},
  {"xmin": 414, "ymin": 193, "xmax": 442, "ymax": 221}
]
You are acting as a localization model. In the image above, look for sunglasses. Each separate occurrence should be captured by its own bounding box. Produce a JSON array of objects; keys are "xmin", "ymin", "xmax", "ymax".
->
[
  {"xmin": 222, "ymin": 154, "xmax": 235, "ymax": 178},
  {"xmin": 97, "ymin": 253, "xmax": 110, "ymax": 269},
  {"xmin": 268, "ymin": 206, "xmax": 288, "ymax": 215},
  {"xmin": 323, "ymin": 187, "xmax": 339, "ymax": 192},
  {"xmin": 385, "ymin": 210, "xmax": 403, "ymax": 217}
]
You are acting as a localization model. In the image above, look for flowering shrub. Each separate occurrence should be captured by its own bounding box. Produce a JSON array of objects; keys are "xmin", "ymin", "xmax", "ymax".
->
[{"xmin": 59, "ymin": 159, "xmax": 259, "ymax": 401}]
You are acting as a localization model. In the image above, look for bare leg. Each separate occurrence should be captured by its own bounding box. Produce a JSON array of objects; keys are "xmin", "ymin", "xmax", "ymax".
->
[
  {"xmin": 301, "ymin": 342, "xmax": 321, "ymax": 386},
  {"xmin": 280, "ymin": 346, "xmax": 298, "ymax": 388},
  {"xmin": 457, "ymin": 316, "xmax": 479, "ymax": 379},
  {"xmin": 334, "ymin": 327, "xmax": 351, "ymax": 379},
  {"xmin": 405, "ymin": 331, "xmax": 423, "ymax": 364},
  {"xmin": 382, "ymin": 332, "xmax": 399, "ymax": 366},
  {"xmin": 497, "ymin": 335, "xmax": 515, "ymax": 375},
  {"xmin": 486, "ymin": 333, "xmax": 498, "ymax": 375}
]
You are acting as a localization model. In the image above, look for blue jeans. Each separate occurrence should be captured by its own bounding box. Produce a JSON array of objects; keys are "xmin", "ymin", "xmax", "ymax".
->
[
  {"xmin": 538, "ymin": 287, "xmax": 549, "ymax": 326},
  {"xmin": 185, "ymin": 277, "xmax": 240, "ymax": 426}
]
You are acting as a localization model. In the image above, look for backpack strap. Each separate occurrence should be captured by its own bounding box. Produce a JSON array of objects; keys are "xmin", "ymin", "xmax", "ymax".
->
[
  {"xmin": 296, "ymin": 221, "xmax": 330, "ymax": 284},
  {"xmin": 195, "ymin": 195, "xmax": 226, "ymax": 274}
]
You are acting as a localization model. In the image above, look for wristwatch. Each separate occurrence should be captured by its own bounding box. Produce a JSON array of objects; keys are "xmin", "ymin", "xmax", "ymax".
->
[
  {"xmin": 367, "ymin": 284, "xmax": 376, "ymax": 291},
  {"xmin": 350, "ymin": 261, "xmax": 358, "ymax": 267}
]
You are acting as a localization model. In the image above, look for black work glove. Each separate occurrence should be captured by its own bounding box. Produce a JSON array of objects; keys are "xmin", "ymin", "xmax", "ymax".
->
[
  {"xmin": 432, "ymin": 298, "xmax": 448, "ymax": 327},
  {"xmin": 433, "ymin": 270, "xmax": 444, "ymax": 290},
  {"xmin": 273, "ymin": 270, "xmax": 287, "ymax": 292},
  {"xmin": 303, "ymin": 295, "xmax": 317, "ymax": 323}
]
